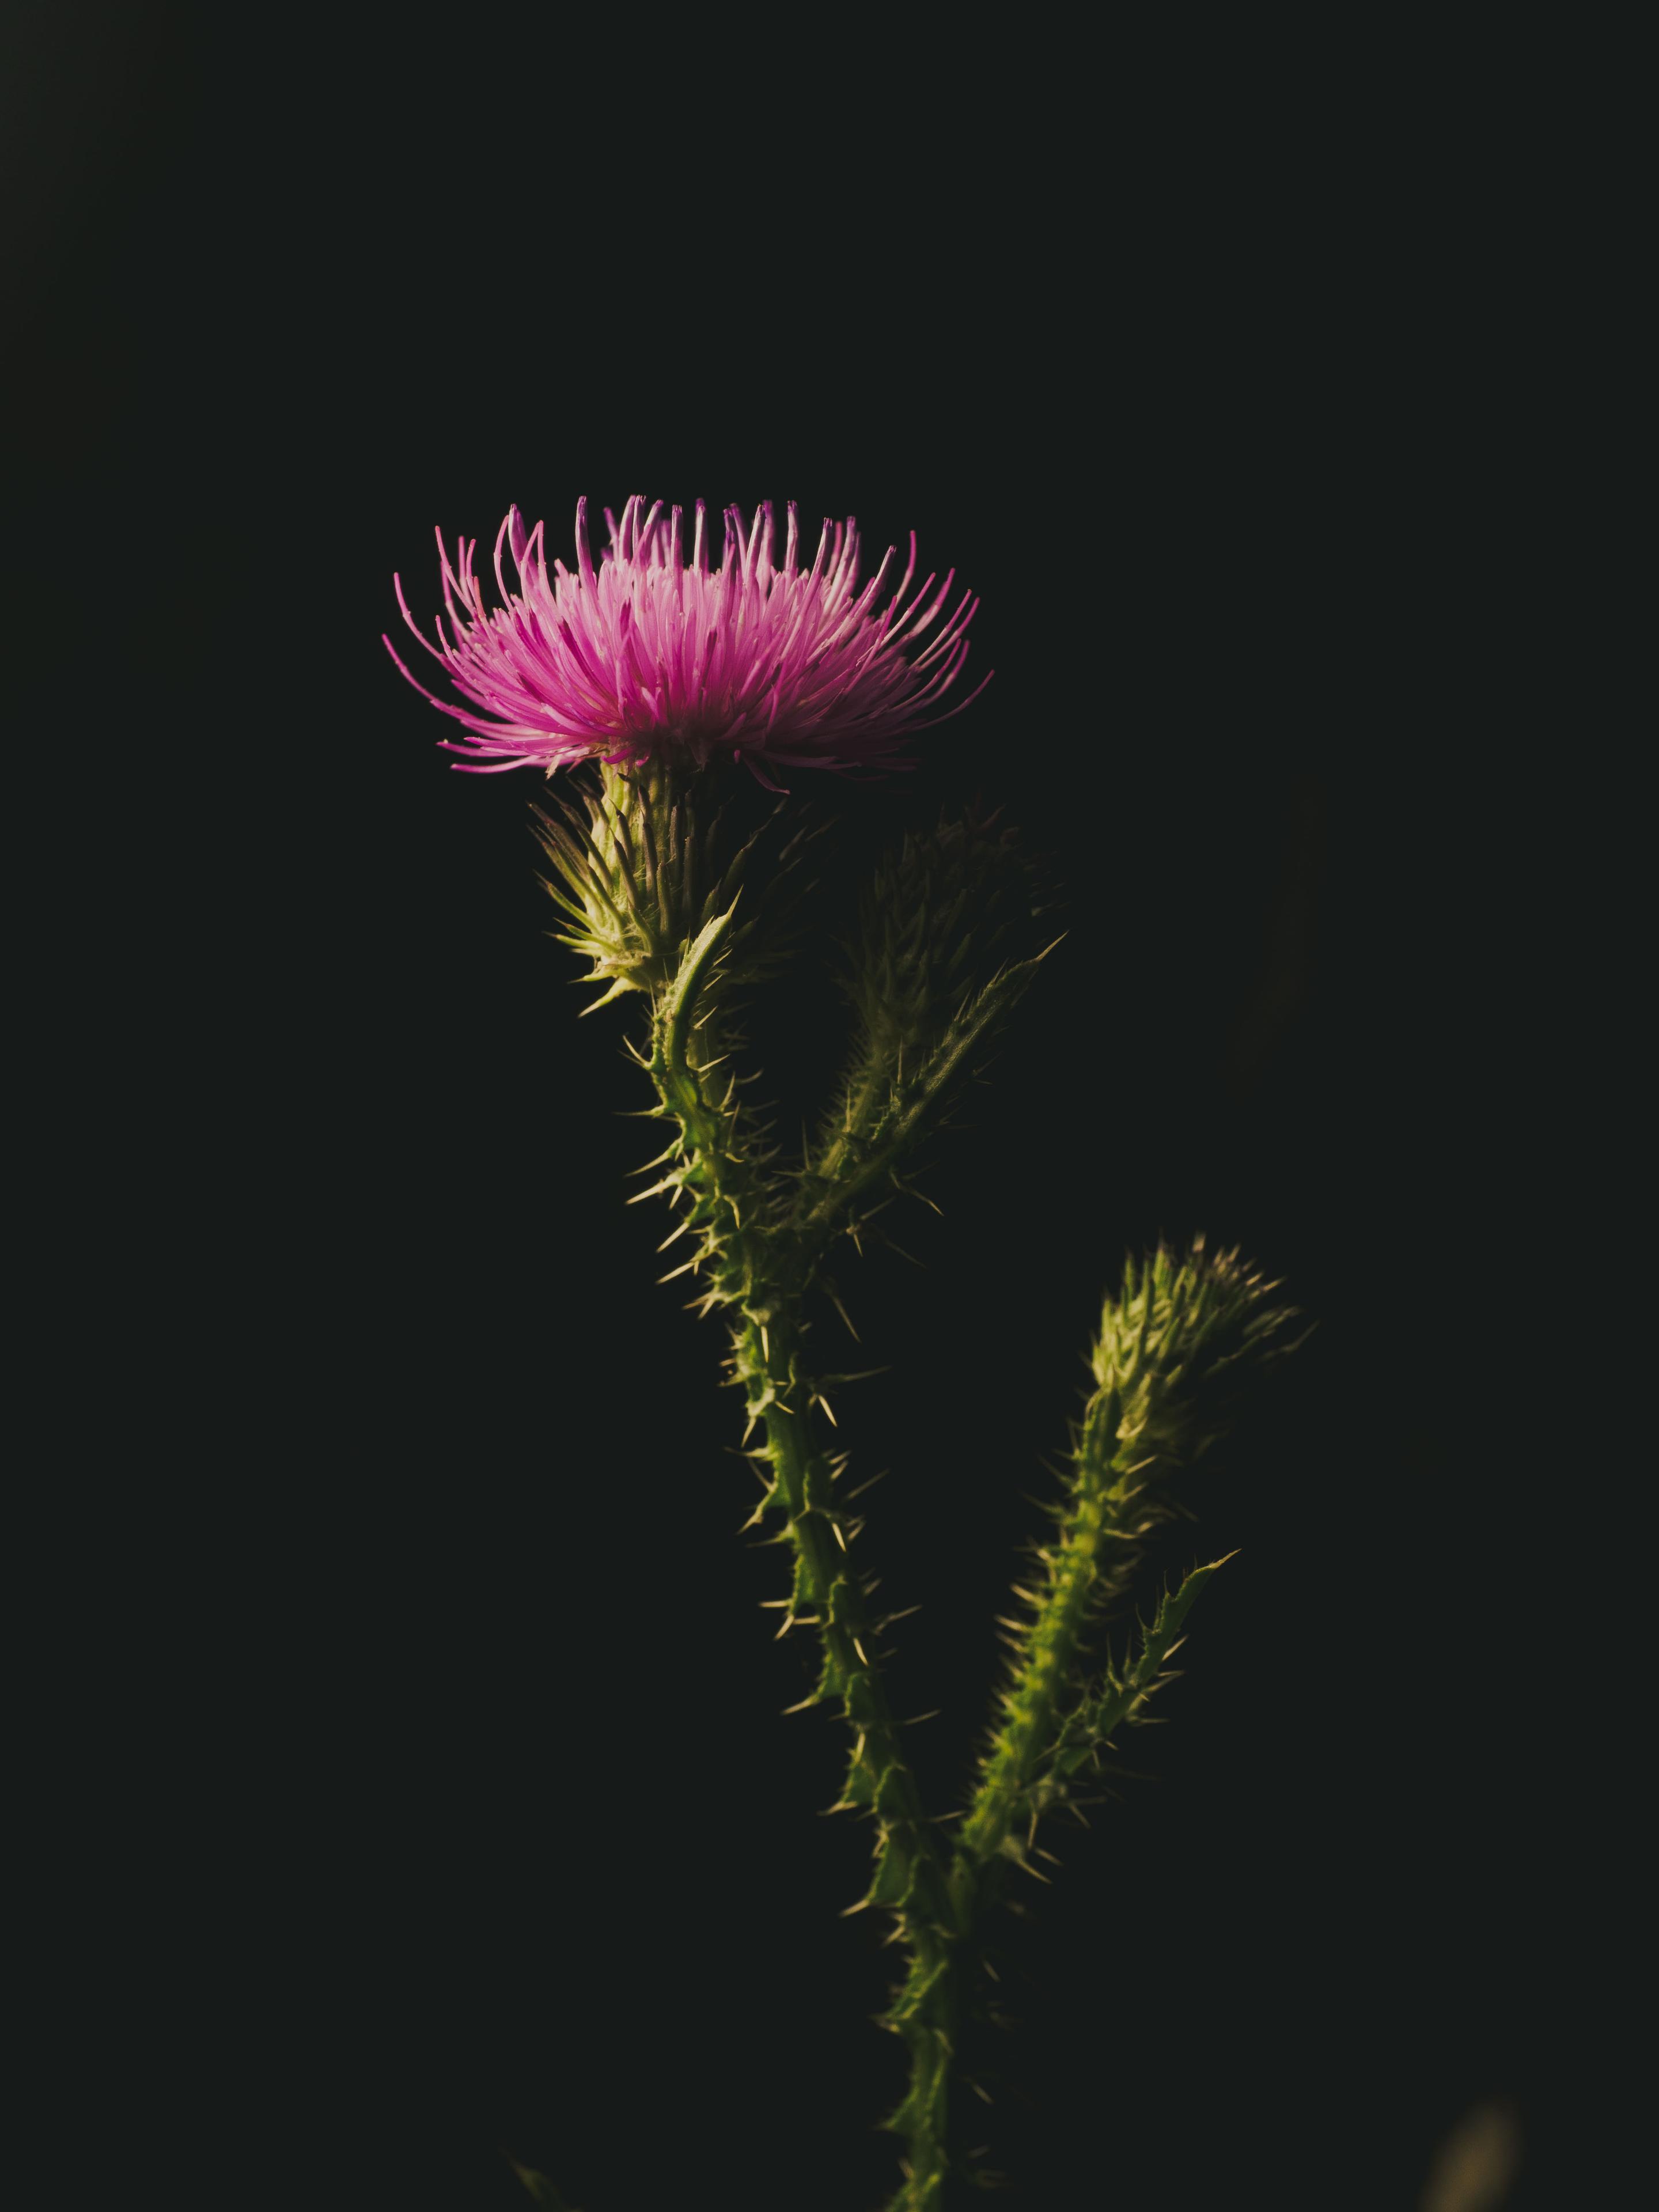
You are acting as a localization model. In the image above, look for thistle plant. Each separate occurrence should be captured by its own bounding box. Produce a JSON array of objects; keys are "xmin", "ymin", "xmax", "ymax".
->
[{"xmin": 388, "ymin": 495, "xmax": 1301, "ymax": 2209}]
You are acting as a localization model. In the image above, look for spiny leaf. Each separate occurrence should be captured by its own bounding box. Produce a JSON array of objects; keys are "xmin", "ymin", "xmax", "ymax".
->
[{"xmin": 1066, "ymin": 1554, "xmax": 1235, "ymax": 1756}]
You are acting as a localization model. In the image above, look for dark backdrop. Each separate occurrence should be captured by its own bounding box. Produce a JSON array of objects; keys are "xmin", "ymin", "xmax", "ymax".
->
[{"xmin": 13, "ymin": 10, "xmax": 1577, "ymax": 2209}]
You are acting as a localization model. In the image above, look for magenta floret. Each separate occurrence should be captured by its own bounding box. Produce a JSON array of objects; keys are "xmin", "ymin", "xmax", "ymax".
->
[{"xmin": 385, "ymin": 496, "xmax": 989, "ymax": 784}]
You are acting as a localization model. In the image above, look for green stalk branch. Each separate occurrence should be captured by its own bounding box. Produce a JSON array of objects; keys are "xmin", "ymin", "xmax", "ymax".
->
[
  {"xmin": 950, "ymin": 1244, "xmax": 1298, "ymax": 2025},
  {"xmin": 789, "ymin": 808, "xmax": 1058, "ymax": 1263},
  {"xmin": 792, "ymin": 948, "xmax": 1058, "ymax": 1257},
  {"xmin": 954, "ymin": 1408, "xmax": 1154, "ymax": 1885}
]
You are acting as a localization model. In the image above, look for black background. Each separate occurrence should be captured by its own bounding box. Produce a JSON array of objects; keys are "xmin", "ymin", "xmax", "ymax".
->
[{"xmin": 12, "ymin": 9, "xmax": 1588, "ymax": 2209}]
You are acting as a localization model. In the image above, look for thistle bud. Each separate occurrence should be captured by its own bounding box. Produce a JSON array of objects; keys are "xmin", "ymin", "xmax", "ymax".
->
[{"xmin": 1090, "ymin": 1237, "xmax": 1301, "ymax": 1473}]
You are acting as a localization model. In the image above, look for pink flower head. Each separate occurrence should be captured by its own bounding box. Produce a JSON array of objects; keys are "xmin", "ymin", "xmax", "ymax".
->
[{"xmin": 385, "ymin": 496, "xmax": 989, "ymax": 786}]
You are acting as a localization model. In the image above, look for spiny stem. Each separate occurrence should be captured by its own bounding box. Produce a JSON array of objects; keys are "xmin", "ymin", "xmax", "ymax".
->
[
  {"xmin": 641, "ymin": 945, "xmax": 963, "ymax": 2207},
  {"xmin": 956, "ymin": 1292, "xmax": 1165, "ymax": 1903},
  {"xmin": 954, "ymin": 1241, "xmax": 1296, "ymax": 1938},
  {"xmin": 957, "ymin": 1494, "xmax": 1113, "ymax": 1878},
  {"xmin": 738, "ymin": 1314, "xmax": 963, "ymax": 2209}
]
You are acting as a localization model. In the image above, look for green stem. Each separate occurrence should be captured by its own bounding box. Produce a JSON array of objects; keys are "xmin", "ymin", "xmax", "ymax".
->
[
  {"xmin": 740, "ymin": 1312, "xmax": 963, "ymax": 2210},
  {"xmin": 954, "ymin": 1382, "xmax": 1150, "ymax": 1908},
  {"xmin": 642, "ymin": 939, "xmax": 963, "ymax": 2208},
  {"xmin": 956, "ymin": 1484, "xmax": 1115, "ymax": 1874}
]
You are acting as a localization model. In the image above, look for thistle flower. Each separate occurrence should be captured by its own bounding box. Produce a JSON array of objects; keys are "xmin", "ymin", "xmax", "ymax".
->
[{"xmin": 385, "ymin": 495, "xmax": 989, "ymax": 787}]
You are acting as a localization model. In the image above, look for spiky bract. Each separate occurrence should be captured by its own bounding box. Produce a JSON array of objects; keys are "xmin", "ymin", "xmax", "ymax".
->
[{"xmin": 531, "ymin": 759, "xmax": 814, "ymax": 1013}]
